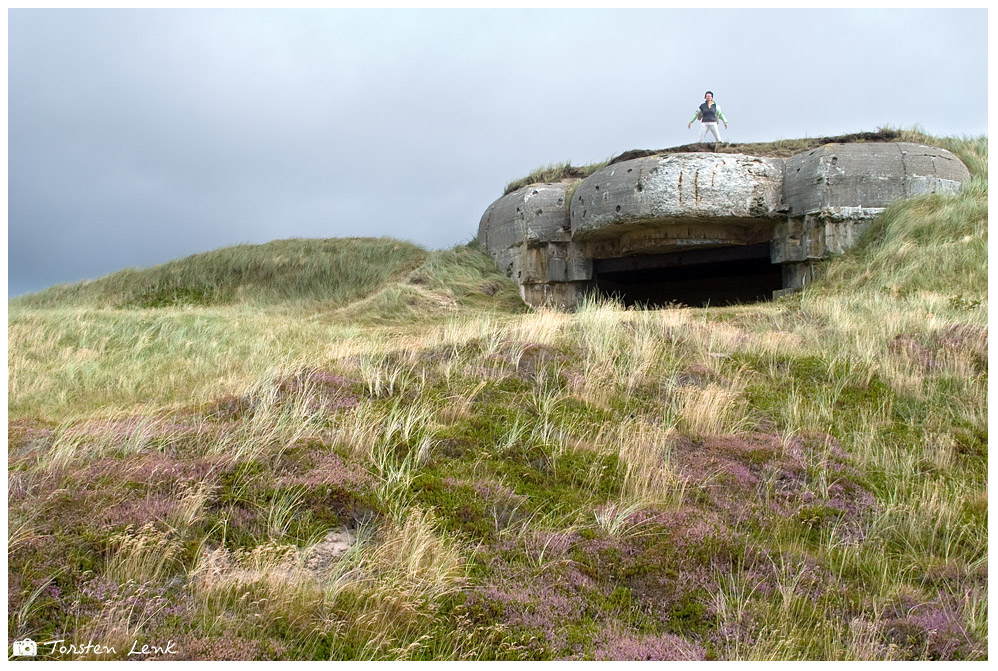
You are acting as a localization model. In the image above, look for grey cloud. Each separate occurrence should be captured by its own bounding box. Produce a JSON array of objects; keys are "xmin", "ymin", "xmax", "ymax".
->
[{"xmin": 8, "ymin": 9, "xmax": 988, "ymax": 297}]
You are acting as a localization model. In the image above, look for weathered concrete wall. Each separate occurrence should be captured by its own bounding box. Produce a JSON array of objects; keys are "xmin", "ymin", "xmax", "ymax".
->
[
  {"xmin": 567, "ymin": 154, "xmax": 785, "ymax": 262},
  {"xmin": 478, "ymin": 142, "xmax": 972, "ymax": 308},
  {"xmin": 571, "ymin": 154, "xmax": 785, "ymax": 241},
  {"xmin": 477, "ymin": 182, "xmax": 589, "ymax": 308},
  {"xmin": 772, "ymin": 143, "xmax": 971, "ymax": 280},
  {"xmin": 783, "ymin": 143, "xmax": 970, "ymax": 215},
  {"xmin": 477, "ymin": 183, "xmax": 572, "ymax": 267}
]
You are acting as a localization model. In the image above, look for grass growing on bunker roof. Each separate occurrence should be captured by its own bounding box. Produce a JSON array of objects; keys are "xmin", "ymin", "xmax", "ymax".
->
[
  {"xmin": 8, "ymin": 132, "xmax": 987, "ymax": 660},
  {"xmin": 503, "ymin": 160, "xmax": 610, "ymax": 195}
]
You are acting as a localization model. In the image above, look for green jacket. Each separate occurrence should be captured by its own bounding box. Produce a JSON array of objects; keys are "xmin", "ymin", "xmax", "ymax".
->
[{"xmin": 690, "ymin": 102, "xmax": 727, "ymax": 124}]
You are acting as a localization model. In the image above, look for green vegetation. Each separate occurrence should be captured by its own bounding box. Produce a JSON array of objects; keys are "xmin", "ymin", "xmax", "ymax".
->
[
  {"xmin": 8, "ymin": 132, "xmax": 987, "ymax": 660},
  {"xmin": 503, "ymin": 160, "xmax": 610, "ymax": 195},
  {"xmin": 12, "ymin": 237, "xmax": 431, "ymax": 309}
]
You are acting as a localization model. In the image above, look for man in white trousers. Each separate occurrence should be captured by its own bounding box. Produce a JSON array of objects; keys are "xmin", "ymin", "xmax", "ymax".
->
[{"xmin": 688, "ymin": 90, "xmax": 728, "ymax": 144}]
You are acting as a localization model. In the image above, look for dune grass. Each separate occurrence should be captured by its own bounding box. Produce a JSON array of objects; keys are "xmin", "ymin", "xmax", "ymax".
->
[
  {"xmin": 7, "ymin": 133, "xmax": 987, "ymax": 660},
  {"xmin": 503, "ymin": 160, "xmax": 610, "ymax": 196},
  {"xmin": 11, "ymin": 237, "xmax": 430, "ymax": 309}
]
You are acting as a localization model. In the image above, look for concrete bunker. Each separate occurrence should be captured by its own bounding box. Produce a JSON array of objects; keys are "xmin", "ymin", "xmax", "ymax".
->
[{"xmin": 478, "ymin": 141, "xmax": 972, "ymax": 309}]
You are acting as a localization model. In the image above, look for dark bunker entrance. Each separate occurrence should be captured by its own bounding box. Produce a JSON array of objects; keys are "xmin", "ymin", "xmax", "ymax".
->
[{"xmin": 591, "ymin": 243, "xmax": 782, "ymax": 308}]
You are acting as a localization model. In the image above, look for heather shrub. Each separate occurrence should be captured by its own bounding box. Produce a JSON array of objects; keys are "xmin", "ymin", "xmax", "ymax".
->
[{"xmin": 7, "ymin": 133, "xmax": 987, "ymax": 660}]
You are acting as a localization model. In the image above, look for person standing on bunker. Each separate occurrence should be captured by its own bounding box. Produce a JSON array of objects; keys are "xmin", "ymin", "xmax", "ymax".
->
[{"xmin": 688, "ymin": 90, "xmax": 727, "ymax": 145}]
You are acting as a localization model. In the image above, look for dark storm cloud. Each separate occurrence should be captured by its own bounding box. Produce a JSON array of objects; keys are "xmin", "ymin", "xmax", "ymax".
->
[{"xmin": 7, "ymin": 9, "xmax": 988, "ymax": 296}]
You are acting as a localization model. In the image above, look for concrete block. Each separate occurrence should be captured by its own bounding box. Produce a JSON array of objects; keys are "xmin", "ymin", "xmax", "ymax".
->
[
  {"xmin": 781, "ymin": 262, "xmax": 815, "ymax": 291},
  {"xmin": 771, "ymin": 235, "xmax": 806, "ymax": 264},
  {"xmin": 546, "ymin": 257, "xmax": 568, "ymax": 282},
  {"xmin": 784, "ymin": 143, "xmax": 971, "ymax": 216},
  {"xmin": 571, "ymin": 153, "xmax": 785, "ymax": 240},
  {"xmin": 567, "ymin": 256, "xmax": 593, "ymax": 281},
  {"xmin": 517, "ymin": 248, "xmax": 547, "ymax": 283},
  {"xmin": 520, "ymin": 282, "xmax": 586, "ymax": 309},
  {"xmin": 478, "ymin": 182, "xmax": 572, "ymax": 260}
]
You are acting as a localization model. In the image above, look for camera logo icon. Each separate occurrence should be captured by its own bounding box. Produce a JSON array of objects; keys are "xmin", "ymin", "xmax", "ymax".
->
[{"xmin": 12, "ymin": 639, "xmax": 38, "ymax": 656}]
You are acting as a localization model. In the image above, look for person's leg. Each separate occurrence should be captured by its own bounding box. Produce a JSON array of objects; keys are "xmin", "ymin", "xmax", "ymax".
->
[
  {"xmin": 708, "ymin": 122, "xmax": 722, "ymax": 142},
  {"xmin": 698, "ymin": 123, "xmax": 709, "ymax": 143}
]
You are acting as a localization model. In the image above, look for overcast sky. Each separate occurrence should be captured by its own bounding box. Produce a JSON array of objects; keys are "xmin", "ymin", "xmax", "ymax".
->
[{"xmin": 6, "ymin": 8, "xmax": 989, "ymax": 297}]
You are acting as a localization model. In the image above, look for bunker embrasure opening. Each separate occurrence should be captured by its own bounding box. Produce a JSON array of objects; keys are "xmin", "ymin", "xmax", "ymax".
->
[{"xmin": 590, "ymin": 243, "xmax": 782, "ymax": 308}]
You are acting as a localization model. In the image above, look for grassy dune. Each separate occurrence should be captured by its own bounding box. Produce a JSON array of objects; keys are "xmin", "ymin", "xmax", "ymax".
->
[
  {"xmin": 13, "ymin": 237, "xmax": 432, "ymax": 309},
  {"xmin": 7, "ymin": 134, "xmax": 987, "ymax": 660}
]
